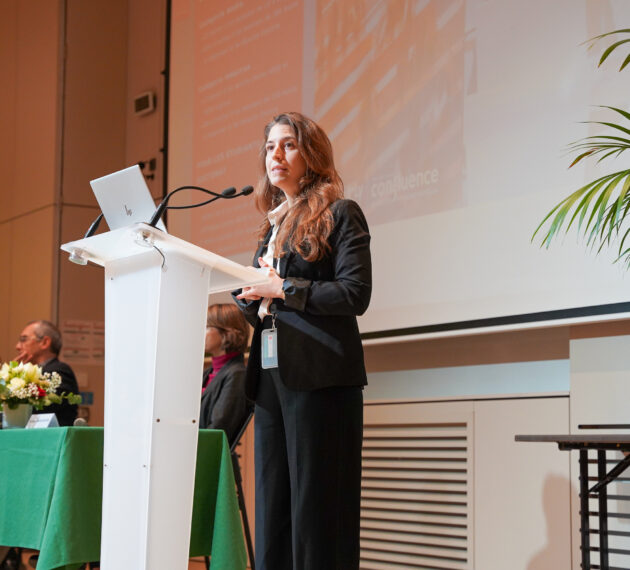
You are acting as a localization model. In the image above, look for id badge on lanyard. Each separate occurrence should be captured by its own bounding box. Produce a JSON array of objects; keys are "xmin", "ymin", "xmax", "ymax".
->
[{"xmin": 261, "ymin": 313, "xmax": 279, "ymax": 369}]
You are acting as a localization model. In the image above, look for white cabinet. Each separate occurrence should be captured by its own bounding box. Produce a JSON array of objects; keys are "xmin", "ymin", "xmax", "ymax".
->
[{"xmin": 362, "ymin": 396, "xmax": 572, "ymax": 569}]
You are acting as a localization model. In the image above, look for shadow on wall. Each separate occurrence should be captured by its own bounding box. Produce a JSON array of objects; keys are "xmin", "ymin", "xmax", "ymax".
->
[{"xmin": 527, "ymin": 473, "xmax": 578, "ymax": 570}]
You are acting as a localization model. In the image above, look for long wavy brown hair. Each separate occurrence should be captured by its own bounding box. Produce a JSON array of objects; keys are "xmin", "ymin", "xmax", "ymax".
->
[{"xmin": 254, "ymin": 112, "xmax": 344, "ymax": 262}]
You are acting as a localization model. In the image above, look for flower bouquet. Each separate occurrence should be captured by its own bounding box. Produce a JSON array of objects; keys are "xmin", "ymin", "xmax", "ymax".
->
[{"xmin": 0, "ymin": 361, "xmax": 82, "ymax": 410}]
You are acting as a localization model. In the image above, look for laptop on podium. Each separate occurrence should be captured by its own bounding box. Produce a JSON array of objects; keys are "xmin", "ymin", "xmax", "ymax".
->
[{"xmin": 90, "ymin": 164, "xmax": 167, "ymax": 232}]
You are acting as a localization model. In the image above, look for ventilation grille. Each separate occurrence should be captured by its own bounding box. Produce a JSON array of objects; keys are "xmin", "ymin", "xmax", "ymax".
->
[{"xmin": 360, "ymin": 421, "xmax": 472, "ymax": 569}]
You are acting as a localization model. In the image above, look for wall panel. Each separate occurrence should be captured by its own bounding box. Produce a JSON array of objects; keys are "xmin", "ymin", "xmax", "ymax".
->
[
  {"xmin": 8, "ymin": 208, "xmax": 56, "ymax": 341},
  {"xmin": 0, "ymin": 223, "xmax": 10, "ymax": 361},
  {"xmin": 12, "ymin": 0, "xmax": 62, "ymax": 219},
  {"xmin": 126, "ymin": 0, "xmax": 166, "ymax": 199},
  {"xmin": 474, "ymin": 397, "xmax": 572, "ymax": 569},
  {"xmin": 62, "ymin": 0, "xmax": 129, "ymax": 206},
  {"xmin": 0, "ymin": 0, "xmax": 17, "ymax": 219}
]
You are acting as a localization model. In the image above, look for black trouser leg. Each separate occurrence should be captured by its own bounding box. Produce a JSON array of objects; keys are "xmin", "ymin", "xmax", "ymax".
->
[
  {"xmin": 254, "ymin": 368, "xmax": 293, "ymax": 570},
  {"xmin": 255, "ymin": 367, "xmax": 363, "ymax": 570}
]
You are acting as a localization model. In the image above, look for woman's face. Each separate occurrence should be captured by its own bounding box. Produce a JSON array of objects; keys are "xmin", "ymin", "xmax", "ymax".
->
[
  {"xmin": 265, "ymin": 122, "xmax": 307, "ymax": 203},
  {"xmin": 205, "ymin": 326, "xmax": 224, "ymax": 357}
]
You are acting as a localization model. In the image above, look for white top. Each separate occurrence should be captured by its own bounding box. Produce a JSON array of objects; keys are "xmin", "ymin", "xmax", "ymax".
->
[{"xmin": 258, "ymin": 201, "xmax": 289, "ymax": 319}]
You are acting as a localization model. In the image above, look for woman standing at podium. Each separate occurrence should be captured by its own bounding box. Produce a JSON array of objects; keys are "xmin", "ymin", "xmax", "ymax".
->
[{"xmin": 234, "ymin": 112, "xmax": 372, "ymax": 570}]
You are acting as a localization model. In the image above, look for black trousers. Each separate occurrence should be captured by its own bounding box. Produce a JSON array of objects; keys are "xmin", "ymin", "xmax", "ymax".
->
[{"xmin": 254, "ymin": 366, "xmax": 363, "ymax": 570}]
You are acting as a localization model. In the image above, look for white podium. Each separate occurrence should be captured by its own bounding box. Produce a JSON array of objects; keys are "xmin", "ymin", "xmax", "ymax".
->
[{"xmin": 61, "ymin": 223, "xmax": 264, "ymax": 569}]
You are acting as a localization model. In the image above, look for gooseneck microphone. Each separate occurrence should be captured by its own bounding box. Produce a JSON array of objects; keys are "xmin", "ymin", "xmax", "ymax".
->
[
  {"xmin": 148, "ymin": 185, "xmax": 236, "ymax": 228},
  {"xmin": 84, "ymin": 213, "xmax": 104, "ymax": 238},
  {"xmin": 68, "ymin": 212, "xmax": 106, "ymax": 265},
  {"xmin": 148, "ymin": 184, "xmax": 254, "ymax": 228},
  {"xmin": 163, "ymin": 186, "xmax": 237, "ymax": 212}
]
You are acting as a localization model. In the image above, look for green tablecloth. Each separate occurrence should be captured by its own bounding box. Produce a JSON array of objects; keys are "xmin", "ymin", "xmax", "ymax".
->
[{"xmin": 0, "ymin": 427, "xmax": 246, "ymax": 570}]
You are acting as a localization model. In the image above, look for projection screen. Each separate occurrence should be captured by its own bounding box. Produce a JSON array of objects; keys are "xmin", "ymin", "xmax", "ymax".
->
[{"xmin": 168, "ymin": 0, "xmax": 630, "ymax": 339}]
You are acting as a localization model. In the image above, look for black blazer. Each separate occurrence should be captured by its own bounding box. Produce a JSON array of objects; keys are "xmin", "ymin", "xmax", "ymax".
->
[
  {"xmin": 234, "ymin": 199, "xmax": 372, "ymax": 398},
  {"xmin": 199, "ymin": 354, "xmax": 252, "ymax": 445},
  {"xmin": 34, "ymin": 358, "xmax": 79, "ymax": 426}
]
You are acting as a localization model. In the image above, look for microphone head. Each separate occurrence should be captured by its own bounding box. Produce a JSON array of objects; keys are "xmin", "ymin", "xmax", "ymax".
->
[
  {"xmin": 83, "ymin": 212, "xmax": 104, "ymax": 239},
  {"xmin": 240, "ymin": 185, "xmax": 254, "ymax": 196},
  {"xmin": 222, "ymin": 187, "xmax": 237, "ymax": 197},
  {"xmin": 73, "ymin": 417, "xmax": 88, "ymax": 427}
]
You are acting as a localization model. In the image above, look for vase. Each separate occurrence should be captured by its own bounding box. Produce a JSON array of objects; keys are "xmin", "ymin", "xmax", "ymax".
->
[{"xmin": 2, "ymin": 403, "xmax": 33, "ymax": 429}]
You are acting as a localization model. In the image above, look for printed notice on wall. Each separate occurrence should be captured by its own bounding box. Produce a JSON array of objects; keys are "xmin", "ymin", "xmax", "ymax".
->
[{"xmin": 61, "ymin": 320, "xmax": 105, "ymax": 365}]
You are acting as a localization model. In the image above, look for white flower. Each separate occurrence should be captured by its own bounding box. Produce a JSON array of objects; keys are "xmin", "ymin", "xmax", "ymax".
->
[
  {"xmin": 45, "ymin": 372, "xmax": 62, "ymax": 392},
  {"xmin": 22, "ymin": 362, "xmax": 41, "ymax": 383},
  {"xmin": 12, "ymin": 387, "xmax": 30, "ymax": 399},
  {"xmin": 0, "ymin": 362, "xmax": 10, "ymax": 381},
  {"xmin": 9, "ymin": 377, "xmax": 26, "ymax": 391}
]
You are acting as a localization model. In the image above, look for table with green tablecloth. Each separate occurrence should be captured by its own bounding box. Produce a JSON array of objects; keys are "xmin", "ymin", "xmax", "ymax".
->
[{"xmin": 0, "ymin": 427, "xmax": 246, "ymax": 570}]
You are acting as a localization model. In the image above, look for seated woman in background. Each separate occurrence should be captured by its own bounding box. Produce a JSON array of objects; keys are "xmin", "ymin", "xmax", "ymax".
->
[{"xmin": 199, "ymin": 303, "xmax": 252, "ymax": 446}]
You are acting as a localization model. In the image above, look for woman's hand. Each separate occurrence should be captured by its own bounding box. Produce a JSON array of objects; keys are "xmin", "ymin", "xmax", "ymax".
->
[{"xmin": 236, "ymin": 257, "xmax": 285, "ymax": 301}]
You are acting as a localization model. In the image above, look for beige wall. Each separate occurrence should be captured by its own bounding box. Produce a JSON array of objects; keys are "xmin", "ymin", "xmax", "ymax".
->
[
  {"xmin": 126, "ymin": 0, "xmax": 166, "ymax": 198},
  {"xmin": 0, "ymin": 0, "xmax": 166, "ymax": 425},
  {"xmin": 364, "ymin": 319, "xmax": 630, "ymax": 372},
  {"xmin": 0, "ymin": 0, "xmax": 63, "ymax": 359},
  {"xmin": 62, "ymin": 0, "xmax": 129, "ymax": 203},
  {"xmin": 56, "ymin": 0, "xmax": 130, "ymax": 426}
]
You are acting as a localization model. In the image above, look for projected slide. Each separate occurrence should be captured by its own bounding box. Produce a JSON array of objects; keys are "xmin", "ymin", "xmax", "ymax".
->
[
  {"xmin": 314, "ymin": 1, "xmax": 466, "ymax": 225},
  {"xmin": 169, "ymin": 0, "xmax": 630, "ymax": 336},
  {"xmin": 172, "ymin": 0, "xmax": 304, "ymax": 253}
]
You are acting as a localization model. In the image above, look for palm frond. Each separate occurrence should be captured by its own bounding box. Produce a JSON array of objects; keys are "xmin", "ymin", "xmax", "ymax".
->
[
  {"xmin": 582, "ymin": 28, "xmax": 630, "ymax": 63},
  {"xmin": 534, "ymin": 170, "xmax": 630, "ymax": 245},
  {"xmin": 617, "ymin": 224, "xmax": 630, "ymax": 258},
  {"xmin": 534, "ymin": 30, "xmax": 630, "ymax": 265},
  {"xmin": 584, "ymin": 172, "xmax": 626, "ymax": 237},
  {"xmin": 582, "ymin": 29, "xmax": 630, "ymax": 71},
  {"xmin": 532, "ymin": 171, "xmax": 626, "ymax": 244},
  {"xmin": 602, "ymin": 106, "xmax": 630, "ymax": 122},
  {"xmin": 573, "ymin": 182, "xmax": 608, "ymax": 230},
  {"xmin": 582, "ymin": 28, "xmax": 630, "ymax": 45},
  {"xmin": 598, "ymin": 38, "xmax": 630, "ymax": 68}
]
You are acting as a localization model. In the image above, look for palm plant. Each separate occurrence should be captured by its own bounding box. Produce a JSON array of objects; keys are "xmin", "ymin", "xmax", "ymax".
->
[{"xmin": 533, "ymin": 29, "xmax": 630, "ymax": 265}]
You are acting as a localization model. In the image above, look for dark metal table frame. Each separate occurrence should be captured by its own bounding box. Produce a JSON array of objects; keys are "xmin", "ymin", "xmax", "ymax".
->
[{"xmin": 516, "ymin": 426, "xmax": 630, "ymax": 570}]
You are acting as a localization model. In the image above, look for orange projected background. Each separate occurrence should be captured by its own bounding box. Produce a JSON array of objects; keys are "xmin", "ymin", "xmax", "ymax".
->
[
  {"xmin": 172, "ymin": 0, "xmax": 467, "ymax": 254},
  {"xmin": 176, "ymin": 0, "xmax": 303, "ymax": 256},
  {"xmin": 169, "ymin": 0, "xmax": 630, "ymax": 335}
]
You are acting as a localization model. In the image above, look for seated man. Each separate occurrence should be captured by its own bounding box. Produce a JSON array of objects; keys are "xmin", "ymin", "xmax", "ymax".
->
[
  {"xmin": 14, "ymin": 320, "xmax": 79, "ymax": 426},
  {"xmin": 200, "ymin": 304, "xmax": 253, "ymax": 446}
]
